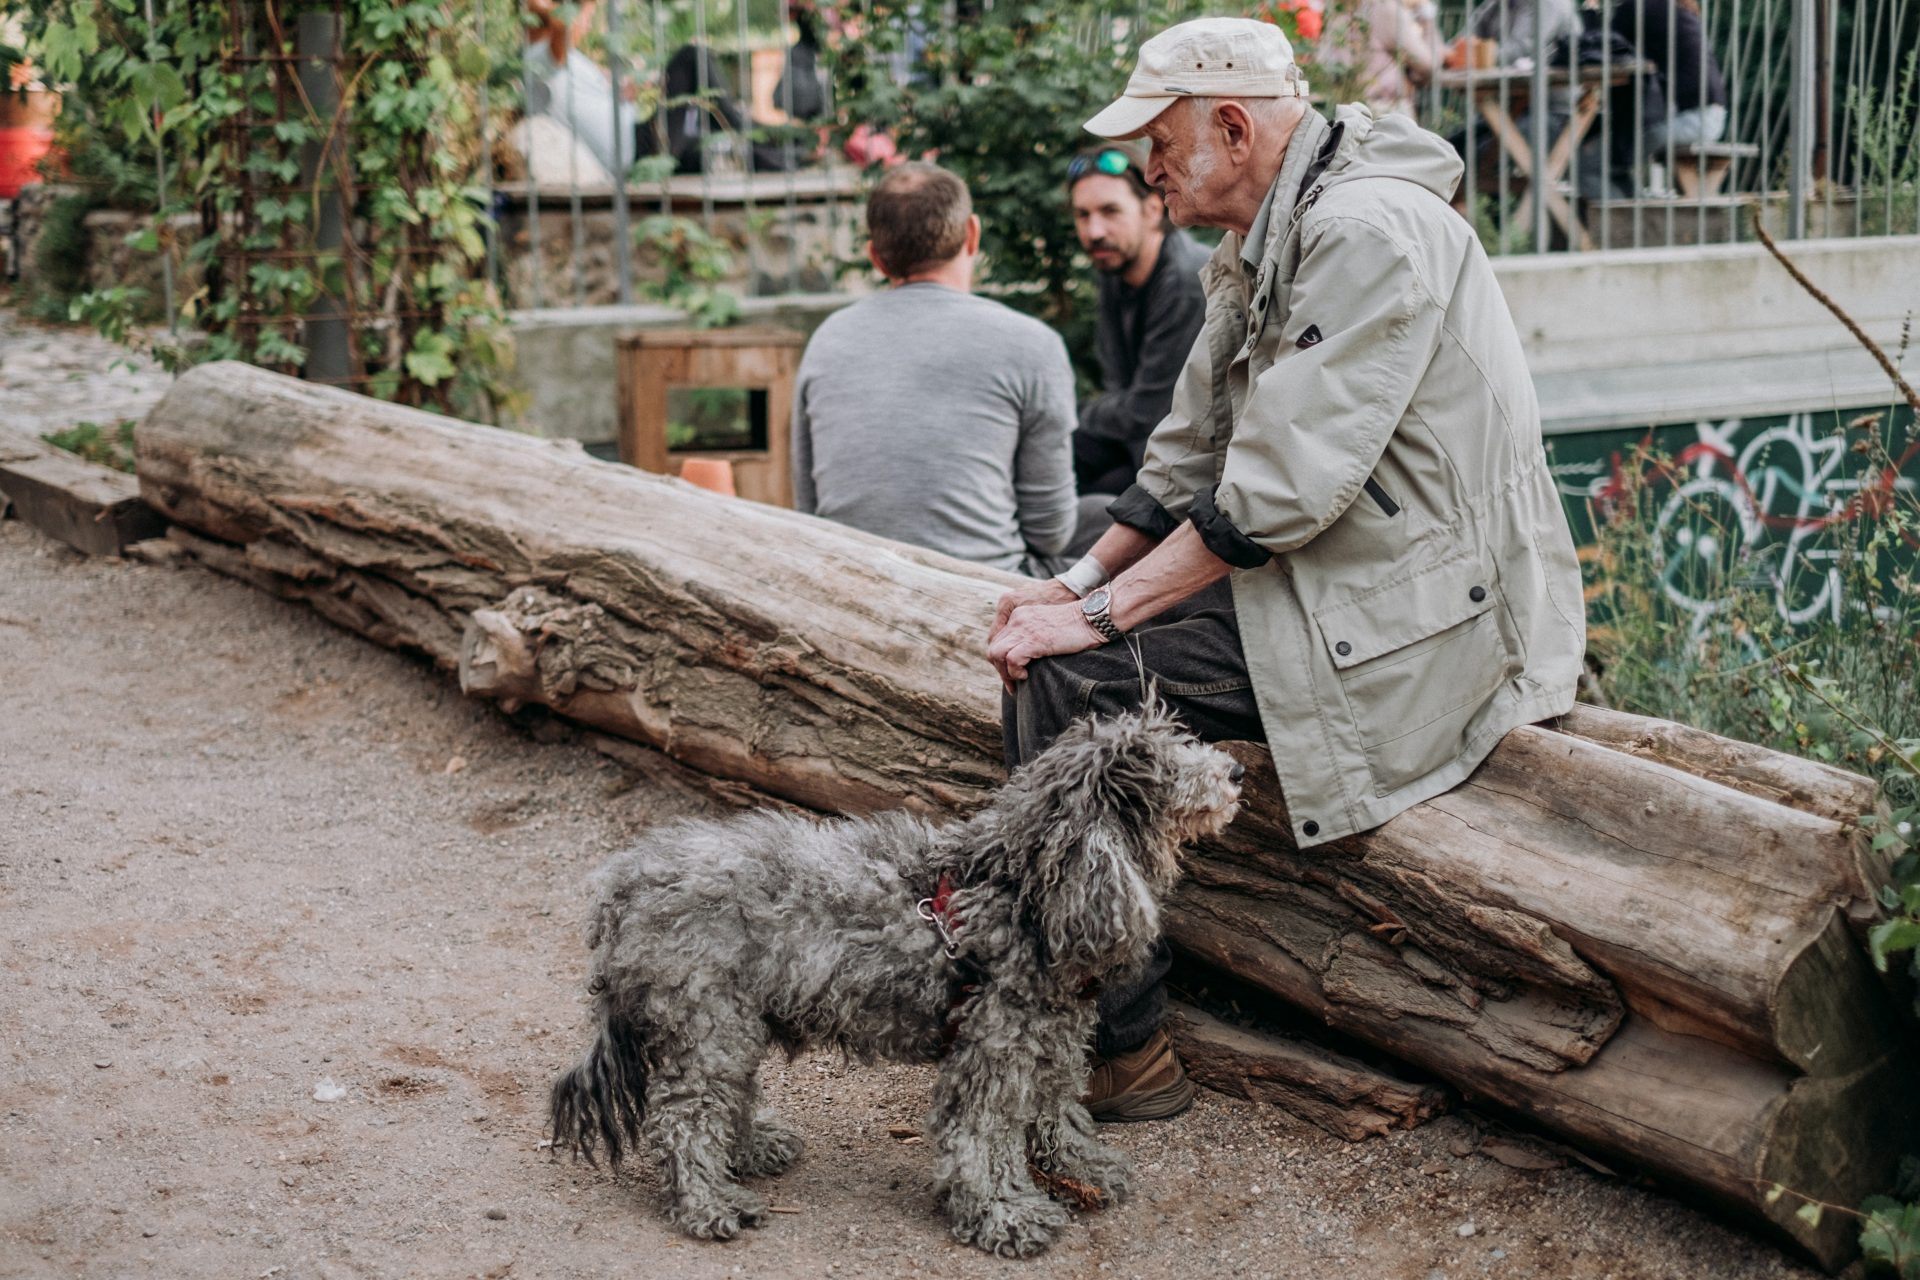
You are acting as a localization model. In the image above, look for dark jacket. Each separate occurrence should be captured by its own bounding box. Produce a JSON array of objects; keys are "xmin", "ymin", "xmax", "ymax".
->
[
  {"xmin": 1610, "ymin": 0, "xmax": 1728, "ymax": 113},
  {"xmin": 1078, "ymin": 228, "xmax": 1211, "ymax": 469}
]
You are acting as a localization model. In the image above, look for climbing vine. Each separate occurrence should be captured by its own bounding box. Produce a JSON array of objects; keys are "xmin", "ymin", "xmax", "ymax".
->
[{"xmin": 22, "ymin": 0, "xmax": 521, "ymax": 418}]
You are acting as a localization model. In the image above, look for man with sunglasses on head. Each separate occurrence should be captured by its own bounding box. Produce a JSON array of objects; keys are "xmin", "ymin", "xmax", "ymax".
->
[{"xmin": 1068, "ymin": 144, "xmax": 1212, "ymax": 500}]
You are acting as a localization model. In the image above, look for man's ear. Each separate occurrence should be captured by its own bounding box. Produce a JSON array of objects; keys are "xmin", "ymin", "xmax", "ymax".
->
[
  {"xmin": 963, "ymin": 213, "xmax": 982, "ymax": 256},
  {"xmin": 867, "ymin": 240, "xmax": 891, "ymax": 280},
  {"xmin": 1213, "ymin": 100, "xmax": 1257, "ymax": 166}
]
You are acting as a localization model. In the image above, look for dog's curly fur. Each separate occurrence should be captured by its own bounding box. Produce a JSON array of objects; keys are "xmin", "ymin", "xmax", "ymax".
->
[{"xmin": 548, "ymin": 705, "xmax": 1243, "ymax": 1257}]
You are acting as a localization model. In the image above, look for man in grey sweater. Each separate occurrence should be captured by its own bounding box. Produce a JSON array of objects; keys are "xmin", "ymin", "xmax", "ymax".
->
[{"xmin": 791, "ymin": 163, "xmax": 1078, "ymax": 576}]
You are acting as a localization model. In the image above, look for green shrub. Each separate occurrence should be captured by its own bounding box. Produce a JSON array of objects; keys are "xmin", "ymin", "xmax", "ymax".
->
[{"xmin": 41, "ymin": 419, "xmax": 136, "ymax": 472}]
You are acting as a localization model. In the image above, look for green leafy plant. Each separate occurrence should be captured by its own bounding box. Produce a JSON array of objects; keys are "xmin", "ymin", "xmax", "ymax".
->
[
  {"xmin": 41, "ymin": 418, "xmax": 136, "ymax": 472},
  {"xmin": 21, "ymin": 0, "xmax": 518, "ymax": 418},
  {"xmin": 634, "ymin": 202, "xmax": 742, "ymax": 329}
]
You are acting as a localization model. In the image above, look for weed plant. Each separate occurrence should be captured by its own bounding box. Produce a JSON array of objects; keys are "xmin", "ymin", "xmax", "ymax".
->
[{"xmin": 1582, "ymin": 400, "xmax": 1920, "ymax": 1270}]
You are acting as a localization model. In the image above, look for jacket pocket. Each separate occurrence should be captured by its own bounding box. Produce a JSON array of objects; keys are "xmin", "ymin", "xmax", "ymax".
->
[{"xmin": 1314, "ymin": 554, "xmax": 1517, "ymax": 796}]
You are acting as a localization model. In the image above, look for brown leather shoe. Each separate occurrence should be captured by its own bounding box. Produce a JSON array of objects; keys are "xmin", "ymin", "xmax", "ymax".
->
[{"xmin": 1082, "ymin": 1028, "xmax": 1195, "ymax": 1122}]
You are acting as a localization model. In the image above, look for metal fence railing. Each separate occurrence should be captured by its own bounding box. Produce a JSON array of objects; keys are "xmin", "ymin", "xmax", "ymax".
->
[
  {"xmin": 1424, "ymin": 0, "xmax": 1920, "ymax": 252},
  {"xmin": 485, "ymin": 0, "xmax": 1918, "ymax": 309}
]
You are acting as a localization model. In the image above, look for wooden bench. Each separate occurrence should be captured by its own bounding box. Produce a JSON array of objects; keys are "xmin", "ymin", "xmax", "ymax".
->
[{"xmin": 1670, "ymin": 140, "xmax": 1761, "ymax": 196}]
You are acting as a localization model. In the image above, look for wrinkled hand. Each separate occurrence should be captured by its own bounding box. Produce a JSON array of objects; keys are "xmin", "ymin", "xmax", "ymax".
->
[
  {"xmin": 990, "ymin": 576, "xmax": 1077, "ymax": 642},
  {"xmin": 988, "ymin": 601, "xmax": 1100, "ymax": 691}
]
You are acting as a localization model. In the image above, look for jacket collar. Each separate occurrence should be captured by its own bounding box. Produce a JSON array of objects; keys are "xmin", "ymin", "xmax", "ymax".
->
[{"xmin": 1236, "ymin": 107, "xmax": 1334, "ymax": 275}]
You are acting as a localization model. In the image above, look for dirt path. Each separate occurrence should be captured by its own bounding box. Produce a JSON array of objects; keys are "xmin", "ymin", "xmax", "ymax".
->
[{"xmin": 0, "ymin": 514, "xmax": 1823, "ymax": 1280}]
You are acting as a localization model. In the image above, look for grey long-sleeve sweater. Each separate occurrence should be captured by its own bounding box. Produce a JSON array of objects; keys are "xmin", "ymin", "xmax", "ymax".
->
[{"xmin": 791, "ymin": 283, "xmax": 1077, "ymax": 573}]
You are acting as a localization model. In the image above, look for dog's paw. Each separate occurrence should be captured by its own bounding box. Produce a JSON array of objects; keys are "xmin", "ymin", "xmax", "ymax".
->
[
  {"xmin": 736, "ymin": 1116, "xmax": 804, "ymax": 1177},
  {"xmin": 951, "ymin": 1192, "xmax": 1071, "ymax": 1258},
  {"xmin": 1035, "ymin": 1143, "xmax": 1132, "ymax": 1207},
  {"xmin": 672, "ymin": 1187, "xmax": 768, "ymax": 1241}
]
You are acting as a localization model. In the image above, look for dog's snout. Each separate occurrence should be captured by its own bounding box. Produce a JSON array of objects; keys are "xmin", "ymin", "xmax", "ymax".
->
[{"xmin": 1227, "ymin": 760, "xmax": 1245, "ymax": 784}]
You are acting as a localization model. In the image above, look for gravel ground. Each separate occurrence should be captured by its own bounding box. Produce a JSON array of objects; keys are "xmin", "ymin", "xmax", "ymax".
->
[{"xmin": 0, "ymin": 514, "xmax": 1827, "ymax": 1280}]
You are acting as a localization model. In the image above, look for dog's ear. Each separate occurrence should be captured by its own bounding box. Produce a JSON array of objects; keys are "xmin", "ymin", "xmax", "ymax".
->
[
  {"xmin": 1030, "ymin": 811, "xmax": 1161, "ymax": 983},
  {"xmin": 1007, "ymin": 716, "xmax": 1166, "ymax": 981}
]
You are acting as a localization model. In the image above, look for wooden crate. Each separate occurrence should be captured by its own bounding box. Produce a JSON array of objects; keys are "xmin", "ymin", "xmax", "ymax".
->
[{"xmin": 615, "ymin": 326, "xmax": 805, "ymax": 508}]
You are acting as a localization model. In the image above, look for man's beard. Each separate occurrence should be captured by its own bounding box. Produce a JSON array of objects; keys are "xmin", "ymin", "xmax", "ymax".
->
[{"xmin": 1088, "ymin": 240, "xmax": 1140, "ymax": 276}]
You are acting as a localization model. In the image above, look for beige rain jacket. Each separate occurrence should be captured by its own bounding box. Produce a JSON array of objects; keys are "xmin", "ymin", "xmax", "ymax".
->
[{"xmin": 1111, "ymin": 104, "xmax": 1586, "ymax": 847}]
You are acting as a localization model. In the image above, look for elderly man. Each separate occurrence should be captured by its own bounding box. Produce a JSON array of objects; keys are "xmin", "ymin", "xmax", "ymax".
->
[{"xmin": 988, "ymin": 17, "xmax": 1585, "ymax": 1121}]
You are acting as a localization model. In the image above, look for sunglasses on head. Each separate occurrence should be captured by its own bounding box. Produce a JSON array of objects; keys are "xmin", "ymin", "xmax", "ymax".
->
[{"xmin": 1067, "ymin": 148, "xmax": 1141, "ymax": 184}]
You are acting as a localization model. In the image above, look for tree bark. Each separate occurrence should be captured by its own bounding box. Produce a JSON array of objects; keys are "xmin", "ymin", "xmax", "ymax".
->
[{"xmin": 137, "ymin": 363, "xmax": 1911, "ymax": 1271}]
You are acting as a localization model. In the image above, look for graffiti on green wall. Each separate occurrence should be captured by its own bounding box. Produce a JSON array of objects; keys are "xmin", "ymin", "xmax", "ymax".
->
[{"xmin": 1545, "ymin": 403, "xmax": 1918, "ymax": 632}]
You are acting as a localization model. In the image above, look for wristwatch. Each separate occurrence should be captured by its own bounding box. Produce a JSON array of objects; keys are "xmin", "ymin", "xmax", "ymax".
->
[{"xmin": 1081, "ymin": 585, "xmax": 1122, "ymax": 643}]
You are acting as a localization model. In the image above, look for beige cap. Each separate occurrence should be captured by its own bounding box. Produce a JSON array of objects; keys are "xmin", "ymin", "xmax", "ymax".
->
[{"xmin": 1084, "ymin": 17, "xmax": 1310, "ymax": 141}]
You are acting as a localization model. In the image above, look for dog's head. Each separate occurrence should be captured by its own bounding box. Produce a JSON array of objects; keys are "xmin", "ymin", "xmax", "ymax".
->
[{"xmin": 976, "ymin": 702, "xmax": 1243, "ymax": 982}]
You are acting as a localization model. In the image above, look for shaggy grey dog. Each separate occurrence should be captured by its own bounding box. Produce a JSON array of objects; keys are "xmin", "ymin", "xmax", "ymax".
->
[{"xmin": 547, "ymin": 705, "xmax": 1244, "ymax": 1257}]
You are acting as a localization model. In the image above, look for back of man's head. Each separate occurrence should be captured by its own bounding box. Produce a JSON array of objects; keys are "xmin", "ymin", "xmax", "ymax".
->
[{"xmin": 867, "ymin": 162, "xmax": 972, "ymax": 280}]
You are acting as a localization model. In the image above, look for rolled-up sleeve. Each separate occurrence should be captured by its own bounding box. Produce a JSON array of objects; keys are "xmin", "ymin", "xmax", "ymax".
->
[
  {"xmin": 1212, "ymin": 215, "xmax": 1445, "ymax": 557},
  {"xmin": 1013, "ymin": 337, "xmax": 1078, "ymax": 557}
]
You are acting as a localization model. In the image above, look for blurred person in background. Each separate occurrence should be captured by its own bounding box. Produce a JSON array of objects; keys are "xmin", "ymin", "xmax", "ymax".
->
[{"xmin": 1067, "ymin": 143, "xmax": 1211, "ymax": 500}]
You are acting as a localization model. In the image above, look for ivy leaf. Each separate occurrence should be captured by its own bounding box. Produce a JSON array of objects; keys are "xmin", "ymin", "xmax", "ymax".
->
[
  {"xmin": 1869, "ymin": 920, "xmax": 1920, "ymax": 973},
  {"xmin": 1859, "ymin": 1197, "xmax": 1920, "ymax": 1275},
  {"xmin": 405, "ymin": 331, "xmax": 458, "ymax": 387},
  {"xmin": 1795, "ymin": 1202, "xmax": 1823, "ymax": 1229}
]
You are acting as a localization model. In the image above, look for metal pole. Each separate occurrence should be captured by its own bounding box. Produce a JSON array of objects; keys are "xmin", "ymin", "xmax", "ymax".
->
[
  {"xmin": 296, "ymin": 9, "xmax": 350, "ymax": 384},
  {"xmin": 478, "ymin": 0, "xmax": 496, "ymax": 292},
  {"xmin": 1787, "ymin": 0, "xmax": 1815, "ymax": 239},
  {"xmin": 521, "ymin": 50, "xmax": 544, "ymax": 308},
  {"xmin": 781, "ymin": 0, "xmax": 799, "ymax": 295},
  {"xmin": 141, "ymin": 0, "xmax": 178, "ymax": 339},
  {"xmin": 605, "ymin": 0, "xmax": 635, "ymax": 304},
  {"xmin": 1530, "ymin": 0, "xmax": 1549, "ymax": 250},
  {"xmin": 737, "ymin": 0, "xmax": 761, "ymax": 294}
]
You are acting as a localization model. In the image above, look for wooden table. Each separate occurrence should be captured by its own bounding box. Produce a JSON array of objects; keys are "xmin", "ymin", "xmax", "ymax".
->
[{"xmin": 1435, "ymin": 62, "xmax": 1651, "ymax": 251}]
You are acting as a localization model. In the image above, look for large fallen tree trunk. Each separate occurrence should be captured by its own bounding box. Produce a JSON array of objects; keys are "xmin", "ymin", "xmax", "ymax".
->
[{"xmin": 138, "ymin": 363, "xmax": 1912, "ymax": 1270}]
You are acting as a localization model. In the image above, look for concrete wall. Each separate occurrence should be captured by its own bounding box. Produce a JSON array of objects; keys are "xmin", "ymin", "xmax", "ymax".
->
[
  {"xmin": 1497, "ymin": 235, "xmax": 1920, "ymax": 433},
  {"xmin": 505, "ymin": 235, "xmax": 1920, "ymax": 444}
]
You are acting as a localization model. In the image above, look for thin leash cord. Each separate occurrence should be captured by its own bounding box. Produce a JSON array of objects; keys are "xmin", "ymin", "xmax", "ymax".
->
[{"xmin": 1125, "ymin": 631, "xmax": 1156, "ymax": 704}]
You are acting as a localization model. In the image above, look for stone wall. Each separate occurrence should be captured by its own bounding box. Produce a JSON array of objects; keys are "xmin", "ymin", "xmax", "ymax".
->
[{"xmin": 495, "ymin": 169, "xmax": 867, "ymax": 307}]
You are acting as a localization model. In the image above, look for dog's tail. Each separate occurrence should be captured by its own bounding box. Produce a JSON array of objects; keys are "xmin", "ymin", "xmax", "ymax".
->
[{"xmin": 548, "ymin": 1005, "xmax": 650, "ymax": 1168}]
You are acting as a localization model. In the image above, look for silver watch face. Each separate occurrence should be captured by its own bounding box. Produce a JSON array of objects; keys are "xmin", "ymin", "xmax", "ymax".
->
[{"xmin": 1081, "ymin": 587, "xmax": 1110, "ymax": 616}]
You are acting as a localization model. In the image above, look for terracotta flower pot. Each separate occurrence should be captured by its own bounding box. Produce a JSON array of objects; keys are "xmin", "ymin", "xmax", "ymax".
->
[{"xmin": 0, "ymin": 89, "xmax": 61, "ymax": 199}]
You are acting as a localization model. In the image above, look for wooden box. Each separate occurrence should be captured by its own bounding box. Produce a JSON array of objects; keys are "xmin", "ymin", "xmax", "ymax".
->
[{"xmin": 614, "ymin": 326, "xmax": 805, "ymax": 507}]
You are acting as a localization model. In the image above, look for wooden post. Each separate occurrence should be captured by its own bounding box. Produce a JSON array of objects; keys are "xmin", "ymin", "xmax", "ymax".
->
[{"xmin": 616, "ymin": 326, "xmax": 805, "ymax": 507}]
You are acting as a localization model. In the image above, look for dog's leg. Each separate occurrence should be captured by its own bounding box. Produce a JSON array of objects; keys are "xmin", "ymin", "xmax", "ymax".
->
[
  {"xmin": 1022, "ymin": 1002, "xmax": 1131, "ymax": 1204},
  {"xmin": 931, "ymin": 1018, "xmax": 1072, "ymax": 1258},
  {"xmin": 1029, "ymin": 1089, "xmax": 1132, "ymax": 1207},
  {"xmin": 644, "ymin": 1030, "xmax": 770, "ymax": 1240},
  {"xmin": 729, "ymin": 1074, "xmax": 804, "ymax": 1178}
]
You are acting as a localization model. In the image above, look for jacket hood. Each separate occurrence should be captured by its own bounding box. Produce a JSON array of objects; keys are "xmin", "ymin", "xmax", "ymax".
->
[{"xmin": 1319, "ymin": 103, "xmax": 1464, "ymax": 204}]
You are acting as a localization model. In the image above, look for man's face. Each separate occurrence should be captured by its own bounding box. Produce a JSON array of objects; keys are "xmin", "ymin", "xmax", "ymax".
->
[
  {"xmin": 1071, "ymin": 173, "xmax": 1160, "ymax": 276},
  {"xmin": 1142, "ymin": 101, "xmax": 1224, "ymax": 228}
]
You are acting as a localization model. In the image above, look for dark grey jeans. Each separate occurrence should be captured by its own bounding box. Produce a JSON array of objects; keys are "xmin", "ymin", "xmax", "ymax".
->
[{"xmin": 1000, "ymin": 580, "xmax": 1264, "ymax": 1057}]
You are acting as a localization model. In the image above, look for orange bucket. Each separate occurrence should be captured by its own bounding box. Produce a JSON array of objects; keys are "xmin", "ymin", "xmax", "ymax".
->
[{"xmin": 677, "ymin": 457, "xmax": 737, "ymax": 496}]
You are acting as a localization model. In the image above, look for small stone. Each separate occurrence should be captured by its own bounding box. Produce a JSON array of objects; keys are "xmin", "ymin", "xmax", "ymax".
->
[
  {"xmin": 444, "ymin": 755, "xmax": 468, "ymax": 775},
  {"xmin": 1456, "ymin": 1221, "xmax": 1478, "ymax": 1238},
  {"xmin": 484, "ymin": 1208, "xmax": 507, "ymax": 1221},
  {"xmin": 141, "ymin": 1228, "xmax": 158, "ymax": 1238},
  {"xmin": 1490, "ymin": 1248, "xmax": 1508, "ymax": 1260},
  {"xmin": 312, "ymin": 1077, "xmax": 347, "ymax": 1103},
  {"xmin": 94, "ymin": 1059, "xmax": 112, "ymax": 1069}
]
